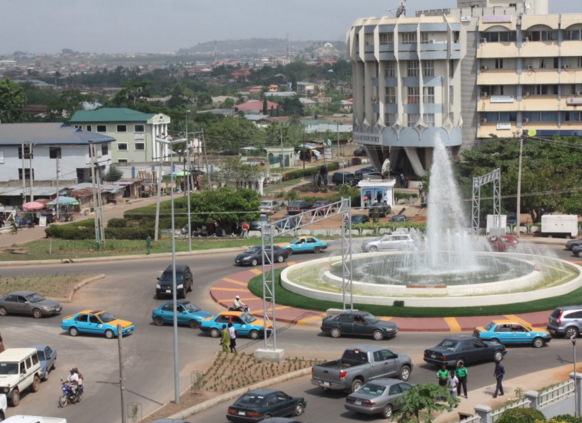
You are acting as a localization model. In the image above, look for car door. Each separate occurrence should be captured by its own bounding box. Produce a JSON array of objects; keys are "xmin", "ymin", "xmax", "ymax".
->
[
  {"xmin": 86, "ymin": 314, "xmax": 103, "ymax": 334},
  {"xmin": 337, "ymin": 313, "xmax": 355, "ymax": 335},
  {"xmin": 371, "ymin": 349, "xmax": 399, "ymax": 379},
  {"xmin": 44, "ymin": 346, "xmax": 54, "ymax": 370},
  {"xmin": 16, "ymin": 295, "xmax": 30, "ymax": 315},
  {"xmin": 379, "ymin": 235, "xmax": 396, "ymax": 251},
  {"xmin": 305, "ymin": 238, "xmax": 317, "ymax": 252},
  {"xmin": 354, "ymin": 315, "xmax": 375, "ymax": 337},
  {"xmin": 176, "ymin": 304, "xmax": 188, "ymax": 325},
  {"xmin": 263, "ymin": 393, "xmax": 281, "ymax": 416},
  {"xmin": 161, "ymin": 303, "xmax": 174, "ymax": 323},
  {"xmin": 73, "ymin": 314, "xmax": 89, "ymax": 333},
  {"xmin": 494, "ymin": 324, "xmax": 512, "ymax": 344},
  {"xmin": 2, "ymin": 295, "xmax": 20, "ymax": 314},
  {"xmin": 511, "ymin": 324, "xmax": 530, "ymax": 344},
  {"xmin": 467, "ymin": 339, "xmax": 490, "ymax": 364},
  {"xmin": 232, "ymin": 316, "xmax": 247, "ymax": 336},
  {"xmin": 275, "ymin": 391, "xmax": 295, "ymax": 417},
  {"xmin": 393, "ymin": 383, "xmax": 412, "ymax": 411}
]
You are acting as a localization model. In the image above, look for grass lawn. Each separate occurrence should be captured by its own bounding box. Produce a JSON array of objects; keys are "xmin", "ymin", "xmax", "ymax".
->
[
  {"xmin": 0, "ymin": 274, "xmax": 96, "ymax": 299},
  {"xmin": 247, "ymin": 269, "xmax": 582, "ymax": 318}
]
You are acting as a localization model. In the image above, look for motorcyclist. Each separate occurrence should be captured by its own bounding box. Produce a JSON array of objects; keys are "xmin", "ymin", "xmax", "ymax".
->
[
  {"xmin": 67, "ymin": 368, "xmax": 83, "ymax": 401},
  {"xmin": 233, "ymin": 295, "xmax": 247, "ymax": 312}
]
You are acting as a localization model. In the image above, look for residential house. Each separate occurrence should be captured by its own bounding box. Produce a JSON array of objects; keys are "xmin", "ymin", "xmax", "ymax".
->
[
  {"xmin": 297, "ymin": 82, "xmax": 317, "ymax": 96},
  {"xmin": 299, "ymin": 98, "xmax": 317, "ymax": 110},
  {"xmin": 235, "ymin": 100, "xmax": 280, "ymax": 115},
  {"xmin": 69, "ymin": 108, "xmax": 170, "ymax": 165}
]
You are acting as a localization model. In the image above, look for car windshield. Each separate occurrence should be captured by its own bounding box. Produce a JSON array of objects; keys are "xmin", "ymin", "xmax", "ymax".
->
[
  {"xmin": 98, "ymin": 312, "xmax": 117, "ymax": 323},
  {"xmin": 160, "ymin": 271, "xmax": 184, "ymax": 282},
  {"xmin": 241, "ymin": 313, "xmax": 257, "ymax": 323},
  {"xmin": 290, "ymin": 238, "xmax": 301, "ymax": 244},
  {"xmin": 245, "ymin": 246, "xmax": 262, "ymax": 253},
  {"xmin": 484, "ymin": 322, "xmax": 495, "ymax": 330},
  {"xmin": 359, "ymin": 383, "xmax": 386, "ymax": 396},
  {"xmin": 436, "ymin": 339, "xmax": 459, "ymax": 351},
  {"xmin": 363, "ymin": 313, "xmax": 379, "ymax": 323},
  {"xmin": 184, "ymin": 302, "xmax": 200, "ymax": 312},
  {"xmin": 0, "ymin": 362, "xmax": 19, "ymax": 375},
  {"xmin": 235, "ymin": 392, "xmax": 266, "ymax": 407},
  {"xmin": 25, "ymin": 293, "xmax": 46, "ymax": 303}
]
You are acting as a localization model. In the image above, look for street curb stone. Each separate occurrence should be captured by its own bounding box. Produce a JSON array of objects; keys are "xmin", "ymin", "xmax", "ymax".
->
[{"xmin": 47, "ymin": 274, "xmax": 106, "ymax": 303}]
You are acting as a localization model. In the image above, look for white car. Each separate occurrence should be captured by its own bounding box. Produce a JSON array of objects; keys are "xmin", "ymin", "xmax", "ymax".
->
[
  {"xmin": 0, "ymin": 393, "xmax": 6, "ymax": 420},
  {"xmin": 259, "ymin": 200, "xmax": 280, "ymax": 214},
  {"xmin": 0, "ymin": 348, "xmax": 42, "ymax": 406},
  {"xmin": 362, "ymin": 234, "xmax": 415, "ymax": 252}
]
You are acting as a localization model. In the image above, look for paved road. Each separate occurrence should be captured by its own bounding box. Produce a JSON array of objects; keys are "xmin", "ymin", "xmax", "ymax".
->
[{"xmin": 3, "ymin": 243, "xmax": 576, "ymax": 422}]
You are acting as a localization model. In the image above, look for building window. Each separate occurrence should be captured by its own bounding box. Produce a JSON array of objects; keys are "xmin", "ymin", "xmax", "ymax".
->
[
  {"xmin": 385, "ymin": 87, "xmax": 396, "ymax": 104},
  {"xmin": 400, "ymin": 32, "xmax": 417, "ymax": 44},
  {"xmin": 135, "ymin": 143, "xmax": 145, "ymax": 150},
  {"xmin": 97, "ymin": 125, "xmax": 107, "ymax": 132},
  {"xmin": 134, "ymin": 124, "xmax": 145, "ymax": 133},
  {"xmin": 102, "ymin": 145, "xmax": 108, "ymax": 156},
  {"xmin": 564, "ymin": 111, "xmax": 582, "ymax": 122},
  {"xmin": 523, "ymin": 112, "xmax": 558, "ymax": 122},
  {"xmin": 422, "ymin": 61, "xmax": 434, "ymax": 77},
  {"xmin": 420, "ymin": 33, "xmax": 429, "ymax": 44},
  {"xmin": 423, "ymin": 114, "xmax": 435, "ymax": 127},
  {"xmin": 529, "ymin": 84, "xmax": 558, "ymax": 96},
  {"xmin": 407, "ymin": 61, "xmax": 419, "ymax": 77},
  {"xmin": 495, "ymin": 59, "xmax": 504, "ymax": 69},
  {"xmin": 85, "ymin": 125, "xmax": 91, "ymax": 132},
  {"xmin": 385, "ymin": 113, "xmax": 397, "ymax": 126},
  {"xmin": 379, "ymin": 33, "xmax": 393, "ymax": 45},
  {"xmin": 18, "ymin": 145, "xmax": 33, "ymax": 159},
  {"xmin": 453, "ymin": 31, "xmax": 460, "ymax": 43},
  {"xmin": 481, "ymin": 31, "xmax": 517, "ymax": 43},
  {"xmin": 118, "ymin": 159, "xmax": 128, "ymax": 164},
  {"xmin": 523, "ymin": 30, "xmax": 558, "ymax": 42},
  {"xmin": 407, "ymin": 114, "xmax": 420, "ymax": 127},
  {"xmin": 49, "ymin": 147, "xmax": 61, "ymax": 159},
  {"xmin": 564, "ymin": 30, "xmax": 582, "ymax": 41},
  {"xmin": 385, "ymin": 62, "xmax": 396, "ymax": 78},
  {"xmin": 118, "ymin": 143, "xmax": 128, "ymax": 151},
  {"xmin": 117, "ymin": 125, "xmax": 127, "ymax": 132},
  {"xmin": 18, "ymin": 168, "xmax": 34, "ymax": 181},
  {"xmin": 423, "ymin": 87, "xmax": 435, "ymax": 104},
  {"xmin": 407, "ymin": 87, "xmax": 420, "ymax": 104}
]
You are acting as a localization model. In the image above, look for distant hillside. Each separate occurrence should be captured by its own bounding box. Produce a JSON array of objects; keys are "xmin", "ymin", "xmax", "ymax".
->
[{"xmin": 178, "ymin": 38, "xmax": 346, "ymax": 56}]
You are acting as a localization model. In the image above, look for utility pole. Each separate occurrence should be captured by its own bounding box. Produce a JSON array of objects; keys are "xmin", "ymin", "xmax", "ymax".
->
[
  {"xmin": 202, "ymin": 130, "xmax": 211, "ymax": 189},
  {"xmin": 90, "ymin": 144, "xmax": 100, "ymax": 245},
  {"xmin": 280, "ymin": 128, "xmax": 284, "ymax": 169},
  {"xmin": 186, "ymin": 111, "xmax": 192, "ymax": 252},
  {"xmin": 117, "ymin": 324, "xmax": 127, "ymax": 423},
  {"xmin": 56, "ymin": 152, "xmax": 60, "ymax": 222},
  {"xmin": 21, "ymin": 141, "xmax": 26, "ymax": 203},
  {"xmin": 29, "ymin": 142, "xmax": 34, "ymax": 202},
  {"xmin": 516, "ymin": 133, "xmax": 524, "ymax": 238},
  {"xmin": 154, "ymin": 140, "xmax": 163, "ymax": 241},
  {"xmin": 336, "ymin": 121, "xmax": 340, "ymax": 158},
  {"xmin": 95, "ymin": 159, "xmax": 106, "ymax": 244}
]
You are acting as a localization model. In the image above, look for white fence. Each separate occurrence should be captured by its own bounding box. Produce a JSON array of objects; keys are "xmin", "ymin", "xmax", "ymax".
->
[{"xmin": 539, "ymin": 379, "xmax": 575, "ymax": 408}]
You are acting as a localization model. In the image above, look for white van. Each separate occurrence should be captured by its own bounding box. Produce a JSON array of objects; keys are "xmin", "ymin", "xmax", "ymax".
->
[{"xmin": 0, "ymin": 348, "xmax": 42, "ymax": 406}]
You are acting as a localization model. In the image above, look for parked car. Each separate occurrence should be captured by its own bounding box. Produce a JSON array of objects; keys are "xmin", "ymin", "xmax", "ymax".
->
[
  {"xmin": 565, "ymin": 239, "xmax": 582, "ymax": 250},
  {"xmin": 275, "ymin": 216, "xmax": 300, "ymax": 232},
  {"xmin": 332, "ymin": 171, "xmax": 360, "ymax": 186},
  {"xmin": 27, "ymin": 345, "xmax": 57, "ymax": 381},
  {"xmin": 226, "ymin": 388, "xmax": 306, "ymax": 423},
  {"xmin": 0, "ymin": 393, "xmax": 5, "ymax": 420},
  {"xmin": 488, "ymin": 235, "xmax": 518, "ymax": 252},
  {"xmin": 344, "ymin": 378, "xmax": 412, "ymax": 419},
  {"xmin": 351, "ymin": 214, "xmax": 370, "ymax": 225},
  {"xmin": 359, "ymin": 171, "xmax": 384, "ymax": 180},
  {"xmin": 287, "ymin": 200, "xmax": 312, "ymax": 215},
  {"xmin": 423, "ymin": 335, "xmax": 506, "ymax": 368},
  {"xmin": 0, "ymin": 348, "xmax": 42, "ymax": 406},
  {"xmin": 61, "ymin": 310, "xmax": 135, "ymax": 339},
  {"xmin": 362, "ymin": 234, "xmax": 415, "ymax": 253},
  {"xmin": 311, "ymin": 345, "xmax": 412, "ymax": 392},
  {"xmin": 260, "ymin": 200, "xmax": 280, "ymax": 215},
  {"xmin": 311, "ymin": 200, "xmax": 334, "ymax": 215},
  {"xmin": 547, "ymin": 305, "xmax": 582, "ymax": 338},
  {"xmin": 156, "ymin": 264, "xmax": 193, "ymax": 299},
  {"xmin": 277, "ymin": 236, "xmax": 328, "ymax": 254},
  {"xmin": 321, "ymin": 311, "xmax": 398, "ymax": 340},
  {"xmin": 353, "ymin": 146, "xmax": 367, "ymax": 156},
  {"xmin": 235, "ymin": 246, "xmax": 290, "ymax": 266},
  {"xmin": 355, "ymin": 166, "xmax": 377, "ymax": 179},
  {"xmin": 199, "ymin": 311, "xmax": 272, "ymax": 339},
  {"xmin": 151, "ymin": 300, "xmax": 212, "ymax": 328},
  {"xmin": 473, "ymin": 320, "xmax": 551, "ymax": 348},
  {"xmin": 249, "ymin": 220, "xmax": 268, "ymax": 232},
  {"xmin": 368, "ymin": 202, "xmax": 391, "ymax": 218},
  {"xmin": 572, "ymin": 244, "xmax": 582, "ymax": 257},
  {"xmin": 390, "ymin": 214, "xmax": 409, "ymax": 222},
  {"xmin": 0, "ymin": 292, "xmax": 62, "ymax": 319}
]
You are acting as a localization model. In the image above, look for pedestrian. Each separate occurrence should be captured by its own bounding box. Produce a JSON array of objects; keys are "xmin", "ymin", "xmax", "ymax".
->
[
  {"xmin": 228, "ymin": 322, "xmax": 237, "ymax": 354},
  {"xmin": 11, "ymin": 221, "xmax": 17, "ymax": 235},
  {"xmin": 399, "ymin": 173, "xmax": 405, "ymax": 188},
  {"xmin": 241, "ymin": 222, "xmax": 249, "ymax": 239},
  {"xmin": 493, "ymin": 359, "xmax": 505, "ymax": 398},
  {"xmin": 437, "ymin": 364, "xmax": 449, "ymax": 387},
  {"xmin": 220, "ymin": 324, "xmax": 231, "ymax": 353},
  {"xmin": 405, "ymin": 176, "xmax": 410, "ymax": 188},
  {"xmin": 448, "ymin": 370, "xmax": 459, "ymax": 408},
  {"xmin": 418, "ymin": 182, "xmax": 423, "ymax": 197},
  {"xmin": 0, "ymin": 333, "xmax": 5, "ymax": 353},
  {"xmin": 456, "ymin": 361, "xmax": 468, "ymax": 398}
]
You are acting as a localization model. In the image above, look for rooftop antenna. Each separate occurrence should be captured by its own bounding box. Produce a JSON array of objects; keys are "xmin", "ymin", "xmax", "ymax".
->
[
  {"xmin": 286, "ymin": 33, "xmax": 290, "ymax": 62},
  {"xmin": 214, "ymin": 40, "xmax": 218, "ymax": 65},
  {"xmin": 395, "ymin": 0, "xmax": 407, "ymax": 17}
]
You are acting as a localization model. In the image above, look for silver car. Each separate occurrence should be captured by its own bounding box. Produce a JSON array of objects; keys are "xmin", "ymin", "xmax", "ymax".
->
[
  {"xmin": 344, "ymin": 378, "xmax": 412, "ymax": 419},
  {"xmin": 362, "ymin": 234, "xmax": 414, "ymax": 252},
  {"xmin": 0, "ymin": 291, "xmax": 62, "ymax": 318},
  {"xmin": 260, "ymin": 200, "xmax": 280, "ymax": 214}
]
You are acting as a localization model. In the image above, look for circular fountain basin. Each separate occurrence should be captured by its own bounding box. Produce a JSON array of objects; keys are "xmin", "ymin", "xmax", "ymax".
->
[{"xmin": 281, "ymin": 252, "xmax": 582, "ymax": 308}]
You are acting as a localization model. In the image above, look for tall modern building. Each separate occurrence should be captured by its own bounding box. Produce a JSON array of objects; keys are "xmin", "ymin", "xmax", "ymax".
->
[{"xmin": 347, "ymin": 0, "xmax": 582, "ymax": 176}]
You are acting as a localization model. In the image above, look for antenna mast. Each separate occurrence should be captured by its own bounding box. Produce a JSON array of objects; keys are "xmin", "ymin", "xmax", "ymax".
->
[{"xmin": 396, "ymin": 0, "xmax": 407, "ymax": 17}]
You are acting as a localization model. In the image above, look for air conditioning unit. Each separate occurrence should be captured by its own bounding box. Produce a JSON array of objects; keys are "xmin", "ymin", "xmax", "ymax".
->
[
  {"xmin": 481, "ymin": 65, "xmax": 488, "ymax": 71},
  {"xmin": 481, "ymin": 38, "xmax": 487, "ymax": 44},
  {"xmin": 528, "ymin": 65, "xmax": 534, "ymax": 70},
  {"xmin": 524, "ymin": 91, "xmax": 530, "ymax": 97},
  {"xmin": 481, "ymin": 91, "xmax": 489, "ymax": 97},
  {"xmin": 523, "ymin": 118, "xmax": 530, "ymax": 123},
  {"xmin": 481, "ymin": 118, "xmax": 488, "ymax": 123},
  {"xmin": 564, "ymin": 64, "xmax": 570, "ymax": 70},
  {"xmin": 428, "ymin": 39, "xmax": 435, "ymax": 44}
]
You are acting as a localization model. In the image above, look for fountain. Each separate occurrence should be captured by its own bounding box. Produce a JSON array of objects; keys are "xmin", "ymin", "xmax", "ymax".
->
[{"xmin": 280, "ymin": 137, "xmax": 582, "ymax": 308}]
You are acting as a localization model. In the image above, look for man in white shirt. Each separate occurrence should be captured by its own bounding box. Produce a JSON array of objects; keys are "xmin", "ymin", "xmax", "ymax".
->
[{"xmin": 228, "ymin": 322, "xmax": 237, "ymax": 353}]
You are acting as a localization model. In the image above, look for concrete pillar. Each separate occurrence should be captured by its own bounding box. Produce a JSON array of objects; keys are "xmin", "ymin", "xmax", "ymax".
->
[
  {"xmin": 474, "ymin": 405, "xmax": 492, "ymax": 423},
  {"xmin": 569, "ymin": 372, "xmax": 582, "ymax": 417},
  {"xmin": 525, "ymin": 390, "xmax": 540, "ymax": 410}
]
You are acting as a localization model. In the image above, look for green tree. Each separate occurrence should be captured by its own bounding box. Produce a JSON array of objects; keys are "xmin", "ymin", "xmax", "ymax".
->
[
  {"xmin": 187, "ymin": 187, "xmax": 260, "ymax": 226},
  {"xmin": 205, "ymin": 117, "xmax": 266, "ymax": 152},
  {"xmin": 103, "ymin": 166, "xmax": 124, "ymax": 182},
  {"xmin": 215, "ymin": 157, "xmax": 263, "ymax": 188},
  {"xmin": 166, "ymin": 84, "xmax": 194, "ymax": 109},
  {"xmin": 395, "ymin": 383, "xmax": 456, "ymax": 423},
  {"xmin": 496, "ymin": 408, "xmax": 545, "ymax": 423},
  {"xmin": 46, "ymin": 89, "xmax": 94, "ymax": 121},
  {"xmin": 109, "ymin": 81, "xmax": 152, "ymax": 108},
  {"xmin": 0, "ymin": 78, "xmax": 25, "ymax": 122}
]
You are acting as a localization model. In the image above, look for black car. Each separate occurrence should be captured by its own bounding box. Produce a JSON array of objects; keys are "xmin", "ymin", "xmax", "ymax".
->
[
  {"xmin": 311, "ymin": 200, "xmax": 334, "ymax": 216},
  {"xmin": 156, "ymin": 264, "xmax": 193, "ymax": 299},
  {"xmin": 368, "ymin": 202, "xmax": 391, "ymax": 218},
  {"xmin": 276, "ymin": 216, "xmax": 301, "ymax": 232},
  {"xmin": 249, "ymin": 221, "xmax": 268, "ymax": 231},
  {"xmin": 355, "ymin": 166, "xmax": 377, "ymax": 179},
  {"xmin": 226, "ymin": 388, "xmax": 306, "ymax": 423},
  {"xmin": 234, "ymin": 246, "xmax": 290, "ymax": 266},
  {"xmin": 390, "ymin": 215, "xmax": 409, "ymax": 222},
  {"xmin": 351, "ymin": 214, "xmax": 370, "ymax": 224},
  {"xmin": 423, "ymin": 335, "xmax": 506, "ymax": 368},
  {"xmin": 287, "ymin": 200, "xmax": 312, "ymax": 215},
  {"xmin": 332, "ymin": 171, "xmax": 360, "ymax": 186},
  {"xmin": 321, "ymin": 311, "xmax": 398, "ymax": 340},
  {"xmin": 353, "ymin": 146, "xmax": 367, "ymax": 156}
]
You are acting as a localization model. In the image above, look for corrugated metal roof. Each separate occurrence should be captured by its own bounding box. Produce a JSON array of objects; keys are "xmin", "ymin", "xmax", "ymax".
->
[
  {"xmin": 69, "ymin": 108, "xmax": 155, "ymax": 123},
  {"xmin": 0, "ymin": 123, "xmax": 115, "ymax": 146},
  {"xmin": 0, "ymin": 186, "xmax": 58, "ymax": 197}
]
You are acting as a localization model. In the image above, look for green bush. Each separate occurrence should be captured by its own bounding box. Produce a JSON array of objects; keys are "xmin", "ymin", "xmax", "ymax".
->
[
  {"xmin": 351, "ymin": 222, "xmax": 426, "ymax": 233},
  {"xmin": 45, "ymin": 225, "xmax": 94, "ymax": 240},
  {"xmin": 107, "ymin": 218, "xmax": 128, "ymax": 228},
  {"xmin": 545, "ymin": 416, "xmax": 582, "ymax": 423},
  {"xmin": 395, "ymin": 192, "xmax": 418, "ymax": 201},
  {"xmin": 105, "ymin": 227, "xmax": 154, "ymax": 240},
  {"xmin": 497, "ymin": 408, "xmax": 546, "ymax": 423},
  {"xmin": 282, "ymin": 162, "xmax": 339, "ymax": 181}
]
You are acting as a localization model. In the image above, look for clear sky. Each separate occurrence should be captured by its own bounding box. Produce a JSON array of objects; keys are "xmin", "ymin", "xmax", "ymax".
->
[{"xmin": 2, "ymin": 0, "xmax": 582, "ymax": 55}]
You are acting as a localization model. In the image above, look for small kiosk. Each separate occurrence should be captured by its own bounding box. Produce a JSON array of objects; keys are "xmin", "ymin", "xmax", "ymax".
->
[{"xmin": 358, "ymin": 179, "xmax": 396, "ymax": 208}]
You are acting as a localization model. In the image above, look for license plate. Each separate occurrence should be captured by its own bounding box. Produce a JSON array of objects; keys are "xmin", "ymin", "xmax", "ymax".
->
[
  {"xmin": 431, "ymin": 354, "xmax": 436, "ymax": 358},
  {"xmin": 166, "ymin": 290, "xmax": 171, "ymax": 293},
  {"xmin": 355, "ymin": 400, "xmax": 362, "ymax": 405},
  {"xmin": 238, "ymin": 411, "xmax": 245, "ymax": 416},
  {"xmin": 322, "ymin": 381, "xmax": 330, "ymax": 387}
]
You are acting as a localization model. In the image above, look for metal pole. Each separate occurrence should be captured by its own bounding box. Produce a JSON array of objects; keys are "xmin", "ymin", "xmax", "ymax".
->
[
  {"xmin": 21, "ymin": 140, "xmax": 26, "ymax": 203},
  {"xmin": 170, "ymin": 148, "xmax": 180, "ymax": 404},
  {"xmin": 280, "ymin": 128, "xmax": 284, "ymax": 169},
  {"xmin": 574, "ymin": 336, "xmax": 579, "ymax": 418},
  {"xmin": 186, "ymin": 110, "xmax": 192, "ymax": 252},
  {"xmin": 29, "ymin": 142, "xmax": 34, "ymax": 202},
  {"xmin": 516, "ymin": 136, "xmax": 524, "ymax": 238},
  {"xmin": 90, "ymin": 144, "xmax": 100, "ymax": 244},
  {"xmin": 117, "ymin": 324, "xmax": 127, "ymax": 423},
  {"xmin": 336, "ymin": 121, "xmax": 340, "ymax": 158},
  {"xmin": 55, "ymin": 153, "xmax": 60, "ymax": 222}
]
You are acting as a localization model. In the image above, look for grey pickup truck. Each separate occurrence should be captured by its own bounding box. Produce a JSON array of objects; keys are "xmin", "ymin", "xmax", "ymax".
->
[{"xmin": 311, "ymin": 345, "xmax": 413, "ymax": 393}]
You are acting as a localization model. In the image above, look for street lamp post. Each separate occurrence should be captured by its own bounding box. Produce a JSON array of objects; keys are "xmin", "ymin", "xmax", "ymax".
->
[
  {"xmin": 186, "ymin": 110, "xmax": 192, "ymax": 252},
  {"xmin": 516, "ymin": 134, "xmax": 524, "ymax": 238},
  {"xmin": 155, "ymin": 137, "xmax": 187, "ymax": 405}
]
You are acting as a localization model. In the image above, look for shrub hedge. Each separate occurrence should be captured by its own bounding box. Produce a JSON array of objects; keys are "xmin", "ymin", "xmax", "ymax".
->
[
  {"xmin": 46, "ymin": 222, "xmax": 155, "ymax": 240},
  {"xmin": 282, "ymin": 162, "xmax": 339, "ymax": 181},
  {"xmin": 107, "ymin": 218, "xmax": 128, "ymax": 228},
  {"xmin": 351, "ymin": 222, "xmax": 426, "ymax": 233},
  {"xmin": 497, "ymin": 408, "xmax": 546, "ymax": 423}
]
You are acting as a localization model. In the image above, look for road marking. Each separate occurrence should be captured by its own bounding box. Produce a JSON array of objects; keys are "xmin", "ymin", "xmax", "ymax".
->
[
  {"xmin": 222, "ymin": 278, "xmax": 249, "ymax": 286},
  {"xmin": 249, "ymin": 269, "xmax": 263, "ymax": 275},
  {"xmin": 444, "ymin": 317, "xmax": 462, "ymax": 332},
  {"xmin": 295, "ymin": 313, "xmax": 326, "ymax": 326},
  {"xmin": 210, "ymin": 287, "xmax": 248, "ymax": 293},
  {"xmin": 287, "ymin": 261, "xmax": 296, "ymax": 266},
  {"xmin": 504, "ymin": 314, "xmax": 532, "ymax": 326}
]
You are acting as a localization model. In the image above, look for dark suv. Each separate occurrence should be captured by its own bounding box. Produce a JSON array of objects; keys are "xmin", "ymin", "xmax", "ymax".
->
[
  {"xmin": 332, "ymin": 172, "xmax": 360, "ymax": 186},
  {"xmin": 156, "ymin": 264, "xmax": 193, "ymax": 299},
  {"xmin": 547, "ymin": 305, "xmax": 582, "ymax": 338},
  {"xmin": 368, "ymin": 202, "xmax": 391, "ymax": 218}
]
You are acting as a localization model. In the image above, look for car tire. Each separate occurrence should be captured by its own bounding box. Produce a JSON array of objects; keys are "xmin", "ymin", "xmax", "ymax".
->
[
  {"xmin": 154, "ymin": 317, "xmax": 165, "ymax": 326},
  {"xmin": 532, "ymin": 337, "xmax": 544, "ymax": 348},
  {"xmin": 179, "ymin": 289, "xmax": 186, "ymax": 299},
  {"xmin": 399, "ymin": 365, "xmax": 411, "ymax": 381},
  {"xmin": 351, "ymin": 378, "xmax": 363, "ymax": 393},
  {"xmin": 330, "ymin": 327, "xmax": 342, "ymax": 338},
  {"xmin": 314, "ymin": 246, "xmax": 322, "ymax": 254},
  {"xmin": 493, "ymin": 351, "xmax": 504, "ymax": 362},
  {"xmin": 276, "ymin": 255, "xmax": 285, "ymax": 263},
  {"xmin": 69, "ymin": 327, "xmax": 79, "ymax": 337},
  {"xmin": 251, "ymin": 258, "xmax": 258, "ymax": 267},
  {"xmin": 105, "ymin": 329, "xmax": 115, "ymax": 339},
  {"xmin": 566, "ymin": 327, "xmax": 579, "ymax": 339},
  {"xmin": 43, "ymin": 369, "xmax": 50, "ymax": 382},
  {"xmin": 10, "ymin": 388, "xmax": 20, "ymax": 407},
  {"xmin": 210, "ymin": 328, "xmax": 220, "ymax": 338},
  {"xmin": 369, "ymin": 246, "xmax": 378, "ymax": 252},
  {"xmin": 31, "ymin": 375, "xmax": 40, "ymax": 392},
  {"xmin": 382, "ymin": 404, "xmax": 393, "ymax": 419},
  {"xmin": 286, "ymin": 249, "xmax": 293, "ymax": 256},
  {"xmin": 32, "ymin": 308, "xmax": 43, "ymax": 319},
  {"xmin": 294, "ymin": 402, "xmax": 305, "ymax": 416},
  {"xmin": 189, "ymin": 320, "xmax": 200, "ymax": 329},
  {"xmin": 249, "ymin": 330, "xmax": 260, "ymax": 340},
  {"xmin": 0, "ymin": 306, "xmax": 7, "ymax": 316},
  {"xmin": 372, "ymin": 330, "xmax": 384, "ymax": 341}
]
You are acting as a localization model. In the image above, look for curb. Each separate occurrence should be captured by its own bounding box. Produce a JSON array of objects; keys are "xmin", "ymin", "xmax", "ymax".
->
[
  {"xmin": 167, "ymin": 367, "xmax": 312, "ymax": 420},
  {"xmin": 47, "ymin": 274, "xmax": 106, "ymax": 303}
]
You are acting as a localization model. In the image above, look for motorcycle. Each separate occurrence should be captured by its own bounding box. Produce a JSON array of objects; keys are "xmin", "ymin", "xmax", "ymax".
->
[
  {"xmin": 59, "ymin": 380, "xmax": 83, "ymax": 407},
  {"xmin": 228, "ymin": 306, "xmax": 250, "ymax": 313}
]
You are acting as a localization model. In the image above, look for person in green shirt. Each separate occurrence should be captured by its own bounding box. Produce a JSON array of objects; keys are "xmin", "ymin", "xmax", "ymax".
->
[
  {"xmin": 437, "ymin": 364, "xmax": 449, "ymax": 386},
  {"xmin": 456, "ymin": 361, "xmax": 468, "ymax": 398}
]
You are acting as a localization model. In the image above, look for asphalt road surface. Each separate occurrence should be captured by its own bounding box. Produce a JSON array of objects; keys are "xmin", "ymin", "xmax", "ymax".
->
[{"xmin": 2, "ymin": 242, "xmax": 575, "ymax": 422}]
